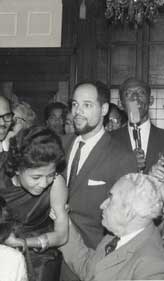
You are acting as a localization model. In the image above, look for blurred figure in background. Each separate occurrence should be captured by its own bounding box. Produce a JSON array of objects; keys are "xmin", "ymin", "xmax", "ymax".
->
[
  {"xmin": 64, "ymin": 109, "xmax": 75, "ymax": 135},
  {"xmin": 111, "ymin": 77, "xmax": 164, "ymax": 173},
  {"xmin": 104, "ymin": 103, "xmax": 127, "ymax": 132},
  {"xmin": 5, "ymin": 101, "xmax": 37, "ymax": 149},
  {"xmin": 44, "ymin": 102, "xmax": 67, "ymax": 135},
  {"xmin": 0, "ymin": 196, "xmax": 28, "ymax": 281},
  {"xmin": 13, "ymin": 101, "xmax": 37, "ymax": 133}
]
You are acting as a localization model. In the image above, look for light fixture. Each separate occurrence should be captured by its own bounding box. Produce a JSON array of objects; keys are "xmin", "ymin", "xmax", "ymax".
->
[
  {"xmin": 105, "ymin": 0, "xmax": 164, "ymax": 29},
  {"xmin": 79, "ymin": 0, "xmax": 86, "ymax": 20}
]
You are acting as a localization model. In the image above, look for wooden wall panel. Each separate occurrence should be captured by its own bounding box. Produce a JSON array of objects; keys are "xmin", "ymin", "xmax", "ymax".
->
[
  {"xmin": 111, "ymin": 45, "xmax": 137, "ymax": 85},
  {"xmin": 149, "ymin": 45, "xmax": 164, "ymax": 85}
]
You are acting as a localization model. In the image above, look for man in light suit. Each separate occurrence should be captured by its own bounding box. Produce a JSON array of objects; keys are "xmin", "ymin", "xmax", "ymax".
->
[
  {"xmin": 60, "ymin": 81, "xmax": 137, "ymax": 281},
  {"xmin": 60, "ymin": 173, "xmax": 164, "ymax": 281},
  {"xmin": 111, "ymin": 77, "xmax": 164, "ymax": 173}
]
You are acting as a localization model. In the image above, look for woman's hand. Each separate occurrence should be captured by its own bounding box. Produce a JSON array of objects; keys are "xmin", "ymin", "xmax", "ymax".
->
[{"xmin": 5, "ymin": 232, "xmax": 26, "ymax": 251}]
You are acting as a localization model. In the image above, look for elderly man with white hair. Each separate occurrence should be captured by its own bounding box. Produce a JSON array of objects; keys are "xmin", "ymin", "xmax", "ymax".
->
[{"xmin": 60, "ymin": 173, "xmax": 164, "ymax": 281}]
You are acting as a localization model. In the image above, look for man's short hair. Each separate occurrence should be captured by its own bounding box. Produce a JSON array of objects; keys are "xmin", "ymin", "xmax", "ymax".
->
[
  {"xmin": 73, "ymin": 81, "xmax": 110, "ymax": 106},
  {"xmin": 124, "ymin": 173, "xmax": 163, "ymax": 219}
]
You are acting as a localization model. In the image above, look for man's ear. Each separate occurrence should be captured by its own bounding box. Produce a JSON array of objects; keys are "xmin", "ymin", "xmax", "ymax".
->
[
  {"xmin": 124, "ymin": 205, "xmax": 136, "ymax": 222},
  {"xmin": 102, "ymin": 103, "xmax": 109, "ymax": 117},
  {"xmin": 149, "ymin": 95, "xmax": 154, "ymax": 106}
]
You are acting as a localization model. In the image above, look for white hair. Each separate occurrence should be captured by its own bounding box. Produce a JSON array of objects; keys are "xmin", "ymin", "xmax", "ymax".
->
[
  {"xmin": 13, "ymin": 101, "xmax": 37, "ymax": 128},
  {"xmin": 124, "ymin": 173, "xmax": 164, "ymax": 219}
]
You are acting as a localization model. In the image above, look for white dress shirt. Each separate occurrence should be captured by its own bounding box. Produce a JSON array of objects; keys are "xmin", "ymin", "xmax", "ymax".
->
[
  {"xmin": 116, "ymin": 228, "xmax": 144, "ymax": 250},
  {"xmin": 1, "ymin": 139, "xmax": 9, "ymax": 151},
  {"xmin": 128, "ymin": 119, "xmax": 151, "ymax": 156},
  {"xmin": 67, "ymin": 127, "xmax": 105, "ymax": 185}
]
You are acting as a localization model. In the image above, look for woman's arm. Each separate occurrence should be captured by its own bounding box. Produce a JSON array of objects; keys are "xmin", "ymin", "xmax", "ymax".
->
[
  {"xmin": 25, "ymin": 174, "xmax": 69, "ymax": 250},
  {"xmin": 5, "ymin": 175, "xmax": 69, "ymax": 251}
]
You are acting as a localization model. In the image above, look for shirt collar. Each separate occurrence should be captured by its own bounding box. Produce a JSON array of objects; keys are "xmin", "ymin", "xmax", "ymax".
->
[
  {"xmin": 75, "ymin": 127, "xmax": 105, "ymax": 146},
  {"xmin": 1, "ymin": 139, "xmax": 9, "ymax": 152},
  {"xmin": 116, "ymin": 228, "xmax": 144, "ymax": 249},
  {"xmin": 128, "ymin": 118, "xmax": 151, "ymax": 130}
]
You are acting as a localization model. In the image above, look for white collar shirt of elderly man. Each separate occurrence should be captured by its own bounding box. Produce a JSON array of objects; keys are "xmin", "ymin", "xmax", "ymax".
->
[{"xmin": 100, "ymin": 173, "xmax": 163, "ymax": 239}]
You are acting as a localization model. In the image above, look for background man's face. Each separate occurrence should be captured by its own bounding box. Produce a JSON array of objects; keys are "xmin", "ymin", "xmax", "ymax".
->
[
  {"xmin": 0, "ymin": 97, "xmax": 13, "ymax": 141},
  {"xmin": 121, "ymin": 86, "xmax": 150, "ymax": 124},
  {"xmin": 47, "ymin": 108, "xmax": 64, "ymax": 135}
]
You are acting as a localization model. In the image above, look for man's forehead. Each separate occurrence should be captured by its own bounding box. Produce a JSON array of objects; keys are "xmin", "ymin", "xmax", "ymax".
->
[
  {"xmin": 74, "ymin": 84, "xmax": 98, "ymax": 99},
  {"xmin": 0, "ymin": 96, "xmax": 11, "ymax": 112}
]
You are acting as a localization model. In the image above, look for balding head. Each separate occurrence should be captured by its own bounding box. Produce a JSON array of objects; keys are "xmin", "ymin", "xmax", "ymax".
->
[
  {"xmin": 101, "ymin": 173, "xmax": 163, "ymax": 236},
  {"xmin": 0, "ymin": 95, "xmax": 13, "ymax": 141}
]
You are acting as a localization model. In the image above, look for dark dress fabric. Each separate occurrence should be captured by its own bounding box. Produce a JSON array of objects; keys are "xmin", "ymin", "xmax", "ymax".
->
[{"xmin": 0, "ymin": 169, "xmax": 62, "ymax": 281}]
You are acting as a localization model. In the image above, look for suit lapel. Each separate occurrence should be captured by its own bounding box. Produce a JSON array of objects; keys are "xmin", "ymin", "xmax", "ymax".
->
[
  {"xmin": 69, "ymin": 132, "xmax": 110, "ymax": 196},
  {"xmin": 120, "ymin": 126, "xmax": 132, "ymax": 151},
  {"xmin": 146, "ymin": 125, "xmax": 158, "ymax": 171}
]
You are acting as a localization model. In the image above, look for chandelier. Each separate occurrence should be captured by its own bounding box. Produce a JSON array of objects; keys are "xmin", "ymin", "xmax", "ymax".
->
[{"xmin": 105, "ymin": 0, "xmax": 164, "ymax": 28}]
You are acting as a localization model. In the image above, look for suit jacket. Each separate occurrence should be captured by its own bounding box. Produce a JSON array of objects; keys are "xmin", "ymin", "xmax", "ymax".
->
[
  {"xmin": 63, "ymin": 131, "xmax": 137, "ymax": 249},
  {"xmin": 111, "ymin": 124, "xmax": 164, "ymax": 173},
  {"xmin": 61, "ymin": 222, "xmax": 164, "ymax": 280}
]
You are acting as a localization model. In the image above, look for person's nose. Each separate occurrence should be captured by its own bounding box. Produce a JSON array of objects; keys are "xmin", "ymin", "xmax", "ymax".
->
[
  {"xmin": 75, "ymin": 104, "xmax": 84, "ymax": 115},
  {"xmin": 100, "ymin": 198, "xmax": 110, "ymax": 210},
  {"xmin": 39, "ymin": 177, "xmax": 48, "ymax": 189}
]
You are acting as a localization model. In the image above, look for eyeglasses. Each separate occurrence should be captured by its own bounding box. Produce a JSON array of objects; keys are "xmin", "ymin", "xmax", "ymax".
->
[
  {"xmin": 0, "ymin": 112, "xmax": 13, "ymax": 122},
  {"xmin": 14, "ymin": 116, "xmax": 26, "ymax": 123}
]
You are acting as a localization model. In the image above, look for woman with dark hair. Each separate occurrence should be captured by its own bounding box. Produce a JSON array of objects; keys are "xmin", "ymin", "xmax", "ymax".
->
[
  {"xmin": 0, "ymin": 125, "xmax": 68, "ymax": 281},
  {"xmin": 0, "ymin": 196, "xmax": 28, "ymax": 281}
]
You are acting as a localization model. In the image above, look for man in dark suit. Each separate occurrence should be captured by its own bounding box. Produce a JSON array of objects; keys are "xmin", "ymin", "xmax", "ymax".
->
[
  {"xmin": 60, "ymin": 173, "xmax": 164, "ymax": 281},
  {"xmin": 111, "ymin": 77, "xmax": 164, "ymax": 173},
  {"xmin": 60, "ymin": 81, "xmax": 137, "ymax": 281}
]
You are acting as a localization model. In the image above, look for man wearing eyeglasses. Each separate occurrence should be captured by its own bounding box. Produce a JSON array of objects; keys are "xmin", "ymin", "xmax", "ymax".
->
[{"xmin": 0, "ymin": 95, "xmax": 13, "ymax": 154}]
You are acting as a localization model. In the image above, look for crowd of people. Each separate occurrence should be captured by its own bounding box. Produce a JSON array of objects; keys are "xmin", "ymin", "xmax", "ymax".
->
[{"xmin": 0, "ymin": 78, "xmax": 164, "ymax": 281}]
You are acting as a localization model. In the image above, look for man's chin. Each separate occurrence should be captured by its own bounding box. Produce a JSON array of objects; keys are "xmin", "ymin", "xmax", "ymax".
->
[{"xmin": 74, "ymin": 125, "xmax": 96, "ymax": 136}]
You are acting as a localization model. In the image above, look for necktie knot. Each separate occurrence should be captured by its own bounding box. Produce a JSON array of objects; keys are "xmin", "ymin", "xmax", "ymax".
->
[
  {"xmin": 78, "ymin": 141, "xmax": 85, "ymax": 150},
  {"xmin": 105, "ymin": 236, "xmax": 120, "ymax": 256}
]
